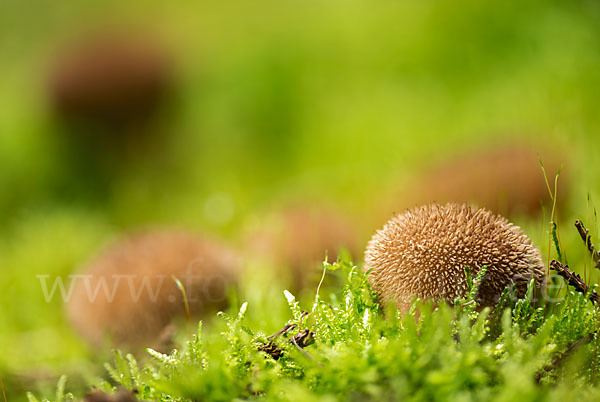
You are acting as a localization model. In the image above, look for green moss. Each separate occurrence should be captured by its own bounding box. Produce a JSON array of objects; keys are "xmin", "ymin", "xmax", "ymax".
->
[{"xmin": 27, "ymin": 258, "xmax": 600, "ymax": 401}]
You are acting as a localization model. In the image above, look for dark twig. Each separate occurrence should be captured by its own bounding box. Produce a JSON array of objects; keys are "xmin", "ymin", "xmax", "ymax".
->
[
  {"xmin": 258, "ymin": 341, "xmax": 285, "ymax": 360},
  {"xmin": 259, "ymin": 324, "xmax": 316, "ymax": 361},
  {"xmin": 290, "ymin": 329, "xmax": 315, "ymax": 348},
  {"xmin": 550, "ymin": 260, "xmax": 600, "ymax": 304},
  {"xmin": 575, "ymin": 220, "xmax": 600, "ymax": 270},
  {"xmin": 290, "ymin": 333, "xmax": 316, "ymax": 360},
  {"xmin": 290, "ymin": 330, "xmax": 323, "ymax": 367},
  {"xmin": 267, "ymin": 324, "xmax": 296, "ymax": 340},
  {"xmin": 536, "ymin": 332, "xmax": 596, "ymax": 383}
]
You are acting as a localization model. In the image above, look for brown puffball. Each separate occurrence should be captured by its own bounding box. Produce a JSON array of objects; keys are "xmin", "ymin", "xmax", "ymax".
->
[
  {"xmin": 364, "ymin": 203, "xmax": 546, "ymax": 312},
  {"xmin": 48, "ymin": 29, "xmax": 173, "ymax": 139},
  {"xmin": 67, "ymin": 231, "xmax": 240, "ymax": 349},
  {"xmin": 389, "ymin": 144, "xmax": 568, "ymax": 220},
  {"xmin": 244, "ymin": 205, "xmax": 359, "ymax": 292}
]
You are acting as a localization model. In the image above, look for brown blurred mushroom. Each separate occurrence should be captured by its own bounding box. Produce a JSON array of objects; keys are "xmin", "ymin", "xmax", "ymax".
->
[
  {"xmin": 377, "ymin": 143, "xmax": 568, "ymax": 225},
  {"xmin": 244, "ymin": 205, "xmax": 359, "ymax": 292},
  {"xmin": 47, "ymin": 28, "xmax": 174, "ymax": 149},
  {"xmin": 67, "ymin": 230, "xmax": 240, "ymax": 349}
]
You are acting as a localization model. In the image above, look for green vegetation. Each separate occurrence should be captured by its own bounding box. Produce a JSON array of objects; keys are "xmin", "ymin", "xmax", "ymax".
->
[
  {"xmin": 2, "ymin": 0, "xmax": 600, "ymax": 400},
  {"xmin": 26, "ymin": 258, "xmax": 600, "ymax": 401}
]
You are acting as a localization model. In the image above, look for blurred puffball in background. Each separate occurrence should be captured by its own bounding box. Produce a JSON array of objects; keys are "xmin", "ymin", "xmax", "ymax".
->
[
  {"xmin": 67, "ymin": 230, "xmax": 240, "ymax": 349},
  {"xmin": 47, "ymin": 27, "xmax": 174, "ymax": 135},
  {"xmin": 372, "ymin": 141, "xmax": 569, "ymax": 232},
  {"xmin": 243, "ymin": 203, "xmax": 359, "ymax": 293}
]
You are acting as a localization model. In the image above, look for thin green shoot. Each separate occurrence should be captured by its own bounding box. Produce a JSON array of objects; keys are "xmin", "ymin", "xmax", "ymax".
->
[
  {"xmin": 0, "ymin": 375, "xmax": 6, "ymax": 402},
  {"xmin": 172, "ymin": 275, "xmax": 191, "ymax": 321}
]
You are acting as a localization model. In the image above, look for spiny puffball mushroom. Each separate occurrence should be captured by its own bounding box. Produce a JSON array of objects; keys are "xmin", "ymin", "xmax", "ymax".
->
[
  {"xmin": 67, "ymin": 230, "xmax": 240, "ymax": 349},
  {"xmin": 364, "ymin": 203, "xmax": 546, "ymax": 312}
]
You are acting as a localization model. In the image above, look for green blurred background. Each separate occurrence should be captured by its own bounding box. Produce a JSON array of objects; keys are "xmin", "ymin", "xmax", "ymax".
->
[{"xmin": 1, "ymin": 0, "xmax": 600, "ymax": 400}]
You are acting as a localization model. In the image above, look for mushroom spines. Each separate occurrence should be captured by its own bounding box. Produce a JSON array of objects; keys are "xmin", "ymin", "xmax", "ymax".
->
[{"xmin": 364, "ymin": 203, "xmax": 545, "ymax": 311}]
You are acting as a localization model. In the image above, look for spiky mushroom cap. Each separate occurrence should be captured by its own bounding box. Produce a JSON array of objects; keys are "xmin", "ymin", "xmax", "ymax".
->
[
  {"xmin": 67, "ymin": 230, "xmax": 240, "ymax": 348},
  {"xmin": 364, "ymin": 203, "xmax": 546, "ymax": 311}
]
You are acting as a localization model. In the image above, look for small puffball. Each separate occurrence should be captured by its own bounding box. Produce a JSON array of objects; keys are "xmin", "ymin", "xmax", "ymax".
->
[
  {"xmin": 364, "ymin": 203, "xmax": 546, "ymax": 311},
  {"xmin": 67, "ymin": 230, "xmax": 240, "ymax": 348},
  {"xmin": 244, "ymin": 205, "xmax": 358, "ymax": 292},
  {"xmin": 372, "ymin": 144, "xmax": 568, "ymax": 231},
  {"xmin": 407, "ymin": 144, "xmax": 567, "ymax": 217},
  {"xmin": 47, "ymin": 29, "xmax": 173, "ymax": 135}
]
